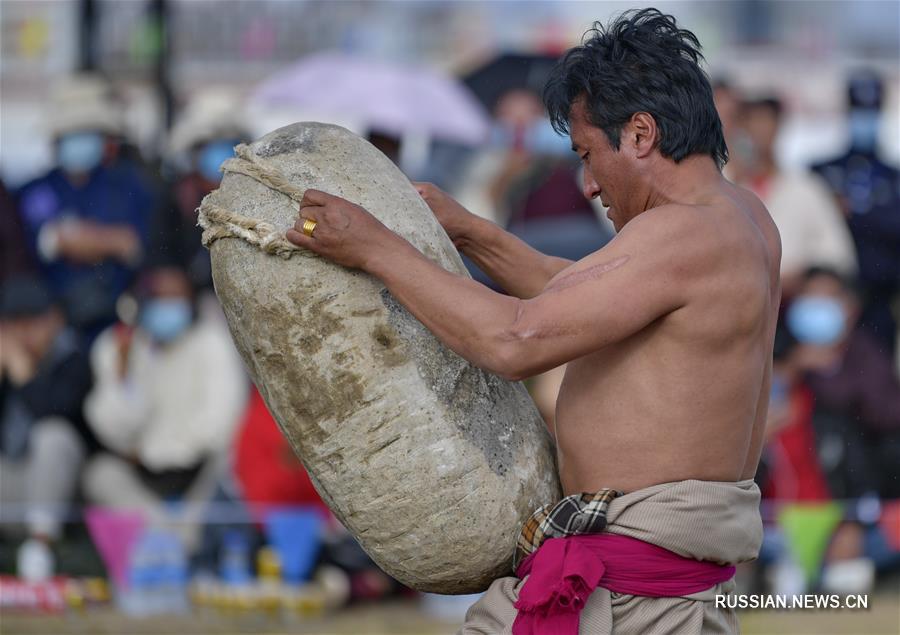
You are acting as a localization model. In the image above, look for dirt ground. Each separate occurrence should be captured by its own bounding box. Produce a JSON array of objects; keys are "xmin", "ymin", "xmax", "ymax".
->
[{"xmin": 3, "ymin": 585, "xmax": 899, "ymax": 635}]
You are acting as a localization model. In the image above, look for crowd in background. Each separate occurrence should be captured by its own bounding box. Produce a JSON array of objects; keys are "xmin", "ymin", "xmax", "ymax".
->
[{"xmin": 0, "ymin": 57, "xmax": 898, "ymax": 604}]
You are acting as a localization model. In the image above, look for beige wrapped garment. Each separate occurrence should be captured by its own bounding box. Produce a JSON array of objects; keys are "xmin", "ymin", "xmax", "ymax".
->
[{"xmin": 460, "ymin": 479, "xmax": 762, "ymax": 635}]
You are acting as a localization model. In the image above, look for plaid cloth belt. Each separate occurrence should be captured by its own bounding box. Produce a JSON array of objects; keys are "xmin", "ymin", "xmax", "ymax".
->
[{"xmin": 513, "ymin": 488, "xmax": 622, "ymax": 572}]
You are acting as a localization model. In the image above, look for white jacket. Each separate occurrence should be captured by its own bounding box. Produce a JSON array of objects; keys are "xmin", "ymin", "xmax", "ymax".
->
[
  {"xmin": 85, "ymin": 320, "xmax": 248, "ymax": 471},
  {"xmin": 758, "ymin": 171, "xmax": 858, "ymax": 278}
]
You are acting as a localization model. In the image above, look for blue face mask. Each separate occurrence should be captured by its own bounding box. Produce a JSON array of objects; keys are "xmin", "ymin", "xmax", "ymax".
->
[
  {"xmin": 198, "ymin": 140, "xmax": 237, "ymax": 182},
  {"xmin": 525, "ymin": 119, "xmax": 572, "ymax": 156},
  {"xmin": 140, "ymin": 299, "xmax": 192, "ymax": 343},
  {"xmin": 787, "ymin": 296, "xmax": 847, "ymax": 345},
  {"xmin": 848, "ymin": 110, "xmax": 880, "ymax": 152},
  {"xmin": 489, "ymin": 119, "xmax": 570, "ymax": 156},
  {"xmin": 58, "ymin": 132, "xmax": 105, "ymax": 175}
]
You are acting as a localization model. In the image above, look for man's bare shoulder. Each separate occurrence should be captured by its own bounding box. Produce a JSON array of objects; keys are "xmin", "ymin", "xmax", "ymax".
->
[
  {"xmin": 621, "ymin": 202, "xmax": 708, "ymax": 237},
  {"xmin": 615, "ymin": 202, "xmax": 726, "ymax": 271}
]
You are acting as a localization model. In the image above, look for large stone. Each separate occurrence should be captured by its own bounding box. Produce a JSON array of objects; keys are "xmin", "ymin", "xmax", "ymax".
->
[{"xmin": 203, "ymin": 122, "xmax": 560, "ymax": 593}]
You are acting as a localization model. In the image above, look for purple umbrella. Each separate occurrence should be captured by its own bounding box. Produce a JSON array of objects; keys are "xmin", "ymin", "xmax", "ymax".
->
[{"xmin": 251, "ymin": 52, "xmax": 490, "ymax": 145}]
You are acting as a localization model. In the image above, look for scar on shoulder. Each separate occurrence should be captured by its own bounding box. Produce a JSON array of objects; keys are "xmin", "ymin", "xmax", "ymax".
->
[{"xmin": 544, "ymin": 254, "xmax": 631, "ymax": 294}]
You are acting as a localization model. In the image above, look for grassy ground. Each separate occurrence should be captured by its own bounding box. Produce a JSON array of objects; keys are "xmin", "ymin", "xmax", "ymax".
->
[
  {"xmin": 740, "ymin": 584, "xmax": 900, "ymax": 635},
  {"xmin": 3, "ymin": 585, "xmax": 898, "ymax": 635}
]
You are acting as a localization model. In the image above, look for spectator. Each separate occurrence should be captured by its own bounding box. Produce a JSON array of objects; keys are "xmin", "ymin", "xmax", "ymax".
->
[
  {"xmin": 455, "ymin": 88, "xmax": 612, "ymax": 282},
  {"xmin": 787, "ymin": 267, "xmax": 900, "ymax": 500},
  {"xmin": 81, "ymin": 264, "xmax": 247, "ymax": 548},
  {"xmin": 156, "ymin": 89, "xmax": 248, "ymax": 299},
  {"xmin": 812, "ymin": 70, "xmax": 900, "ymax": 354},
  {"xmin": 233, "ymin": 386, "xmax": 328, "ymax": 514},
  {"xmin": 758, "ymin": 287, "xmax": 900, "ymax": 591},
  {"xmin": 0, "ymin": 275, "xmax": 96, "ymax": 581},
  {"xmin": 16, "ymin": 75, "xmax": 155, "ymax": 339},
  {"xmin": 791, "ymin": 267, "xmax": 900, "ymax": 588},
  {"xmin": 737, "ymin": 97, "xmax": 858, "ymax": 295}
]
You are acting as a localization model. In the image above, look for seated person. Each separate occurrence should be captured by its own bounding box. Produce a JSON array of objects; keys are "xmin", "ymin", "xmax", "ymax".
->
[
  {"xmin": 787, "ymin": 267, "xmax": 900, "ymax": 583},
  {"xmin": 16, "ymin": 75, "xmax": 155, "ymax": 339},
  {"xmin": 0, "ymin": 275, "xmax": 96, "ymax": 580},
  {"xmin": 82, "ymin": 264, "xmax": 247, "ymax": 548},
  {"xmin": 787, "ymin": 267, "xmax": 900, "ymax": 499},
  {"xmin": 233, "ymin": 386, "xmax": 328, "ymax": 515}
]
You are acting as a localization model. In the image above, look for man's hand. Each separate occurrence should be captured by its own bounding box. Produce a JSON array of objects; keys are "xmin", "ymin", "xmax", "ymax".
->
[
  {"xmin": 55, "ymin": 220, "xmax": 142, "ymax": 266},
  {"xmin": 413, "ymin": 182, "xmax": 476, "ymax": 246},
  {"xmin": 0, "ymin": 325, "xmax": 37, "ymax": 386},
  {"xmin": 114, "ymin": 323, "xmax": 134, "ymax": 380},
  {"xmin": 285, "ymin": 189, "xmax": 398, "ymax": 271}
]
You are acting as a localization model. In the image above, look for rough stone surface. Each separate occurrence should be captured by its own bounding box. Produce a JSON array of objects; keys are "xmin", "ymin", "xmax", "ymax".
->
[{"xmin": 206, "ymin": 122, "xmax": 561, "ymax": 594}]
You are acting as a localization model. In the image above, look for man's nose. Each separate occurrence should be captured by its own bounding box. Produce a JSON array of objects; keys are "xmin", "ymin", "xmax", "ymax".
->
[{"xmin": 582, "ymin": 170, "xmax": 601, "ymax": 200}]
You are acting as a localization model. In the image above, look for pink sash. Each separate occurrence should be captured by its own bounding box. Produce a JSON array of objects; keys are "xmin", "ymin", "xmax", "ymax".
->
[{"xmin": 512, "ymin": 533, "xmax": 735, "ymax": 635}]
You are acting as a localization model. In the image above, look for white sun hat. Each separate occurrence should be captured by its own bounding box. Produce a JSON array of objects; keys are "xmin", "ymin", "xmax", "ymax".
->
[
  {"xmin": 167, "ymin": 88, "xmax": 249, "ymax": 158},
  {"xmin": 46, "ymin": 74, "xmax": 125, "ymax": 138}
]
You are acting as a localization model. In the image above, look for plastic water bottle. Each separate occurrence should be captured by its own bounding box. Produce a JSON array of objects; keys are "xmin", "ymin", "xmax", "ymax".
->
[
  {"xmin": 120, "ymin": 528, "xmax": 188, "ymax": 615},
  {"xmin": 220, "ymin": 530, "xmax": 252, "ymax": 587},
  {"xmin": 157, "ymin": 530, "xmax": 189, "ymax": 614},
  {"xmin": 120, "ymin": 529, "xmax": 160, "ymax": 616}
]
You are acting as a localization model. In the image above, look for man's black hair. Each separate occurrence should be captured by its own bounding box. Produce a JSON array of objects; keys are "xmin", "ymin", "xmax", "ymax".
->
[{"xmin": 543, "ymin": 8, "xmax": 728, "ymax": 169}]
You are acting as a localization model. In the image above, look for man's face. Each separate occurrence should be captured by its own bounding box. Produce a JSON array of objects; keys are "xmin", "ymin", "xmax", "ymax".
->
[
  {"xmin": 4, "ymin": 310, "xmax": 61, "ymax": 359},
  {"xmin": 568, "ymin": 99, "xmax": 635, "ymax": 232},
  {"xmin": 800, "ymin": 274, "xmax": 858, "ymax": 325},
  {"xmin": 149, "ymin": 267, "xmax": 193, "ymax": 301}
]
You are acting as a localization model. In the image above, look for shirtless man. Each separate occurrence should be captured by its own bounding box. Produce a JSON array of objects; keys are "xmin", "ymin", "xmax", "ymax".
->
[{"xmin": 287, "ymin": 9, "xmax": 779, "ymax": 634}]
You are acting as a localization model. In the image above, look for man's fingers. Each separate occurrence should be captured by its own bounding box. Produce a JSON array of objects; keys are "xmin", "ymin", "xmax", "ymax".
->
[
  {"xmin": 297, "ymin": 204, "xmax": 321, "ymax": 221},
  {"xmin": 286, "ymin": 228, "xmax": 316, "ymax": 249},
  {"xmin": 301, "ymin": 188, "xmax": 336, "ymax": 207},
  {"xmin": 413, "ymin": 181, "xmax": 435, "ymax": 197}
]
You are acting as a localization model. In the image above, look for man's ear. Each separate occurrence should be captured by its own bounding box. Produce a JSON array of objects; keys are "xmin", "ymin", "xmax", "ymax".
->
[{"xmin": 628, "ymin": 112, "xmax": 658, "ymax": 159}]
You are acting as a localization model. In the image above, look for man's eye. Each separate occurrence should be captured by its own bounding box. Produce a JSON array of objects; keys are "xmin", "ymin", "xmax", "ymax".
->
[{"xmin": 580, "ymin": 153, "xmax": 590, "ymax": 162}]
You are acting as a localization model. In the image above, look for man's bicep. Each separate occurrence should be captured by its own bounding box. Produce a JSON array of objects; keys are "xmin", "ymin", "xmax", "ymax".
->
[{"xmin": 519, "ymin": 240, "xmax": 686, "ymax": 359}]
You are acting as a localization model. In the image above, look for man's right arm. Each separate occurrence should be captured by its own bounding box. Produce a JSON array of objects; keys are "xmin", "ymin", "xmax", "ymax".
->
[{"xmin": 415, "ymin": 183, "xmax": 571, "ymax": 298}]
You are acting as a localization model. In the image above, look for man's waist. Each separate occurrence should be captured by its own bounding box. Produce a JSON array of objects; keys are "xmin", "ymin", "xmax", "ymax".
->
[
  {"xmin": 516, "ymin": 532, "xmax": 736, "ymax": 596},
  {"xmin": 514, "ymin": 483, "xmax": 759, "ymax": 574}
]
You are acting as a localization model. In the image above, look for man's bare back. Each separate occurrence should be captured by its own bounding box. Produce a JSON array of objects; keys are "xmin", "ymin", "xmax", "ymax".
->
[{"xmin": 551, "ymin": 180, "xmax": 780, "ymax": 494}]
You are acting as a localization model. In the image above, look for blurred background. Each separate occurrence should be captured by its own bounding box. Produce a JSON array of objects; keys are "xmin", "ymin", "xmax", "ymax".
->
[{"xmin": 1, "ymin": 1, "xmax": 898, "ymax": 633}]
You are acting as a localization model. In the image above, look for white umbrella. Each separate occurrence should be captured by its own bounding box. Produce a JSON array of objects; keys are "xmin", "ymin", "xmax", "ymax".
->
[{"xmin": 250, "ymin": 52, "xmax": 490, "ymax": 146}]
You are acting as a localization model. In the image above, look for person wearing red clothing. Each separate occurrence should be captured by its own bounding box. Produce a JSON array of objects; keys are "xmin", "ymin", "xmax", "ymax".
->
[{"xmin": 233, "ymin": 386, "xmax": 327, "ymax": 513}]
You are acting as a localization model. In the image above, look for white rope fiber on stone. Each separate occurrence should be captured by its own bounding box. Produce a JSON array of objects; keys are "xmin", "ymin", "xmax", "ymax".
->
[{"xmin": 197, "ymin": 143, "xmax": 309, "ymax": 259}]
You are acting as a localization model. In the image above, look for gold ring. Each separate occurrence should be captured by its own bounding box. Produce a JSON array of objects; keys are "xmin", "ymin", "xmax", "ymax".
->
[{"xmin": 301, "ymin": 218, "xmax": 317, "ymax": 237}]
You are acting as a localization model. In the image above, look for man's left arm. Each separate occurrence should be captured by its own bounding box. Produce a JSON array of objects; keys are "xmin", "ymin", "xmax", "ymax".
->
[{"xmin": 286, "ymin": 190, "xmax": 698, "ymax": 380}]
